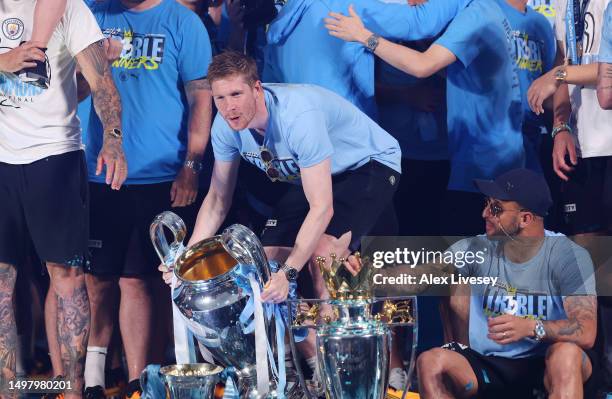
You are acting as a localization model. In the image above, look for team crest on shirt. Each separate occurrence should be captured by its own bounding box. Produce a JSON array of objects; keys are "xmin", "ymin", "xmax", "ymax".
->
[{"xmin": 2, "ymin": 18, "xmax": 24, "ymax": 40}]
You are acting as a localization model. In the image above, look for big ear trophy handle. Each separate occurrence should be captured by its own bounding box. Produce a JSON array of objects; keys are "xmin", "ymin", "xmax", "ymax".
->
[
  {"xmin": 221, "ymin": 224, "xmax": 271, "ymax": 287},
  {"xmin": 150, "ymin": 211, "xmax": 187, "ymax": 268}
]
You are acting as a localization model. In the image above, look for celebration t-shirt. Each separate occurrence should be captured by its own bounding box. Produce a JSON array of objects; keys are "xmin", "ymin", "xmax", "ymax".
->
[
  {"xmin": 85, "ymin": 0, "xmax": 212, "ymax": 183},
  {"xmin": 0, "ymin": 0, "xmax": 103, "ymax": 164},
  {"xmin": 211, "ymin": 84, "xmax": 401, "ymax": 184}
]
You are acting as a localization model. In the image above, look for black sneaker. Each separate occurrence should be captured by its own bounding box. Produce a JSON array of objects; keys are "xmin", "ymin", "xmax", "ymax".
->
[
  {"xmin": 124, "ymin": 379, "xmax": 142, "ymax": 399},
  {"xmin": 17, "ymin": 47, "xmax": 50, "ymax": 89},
  {"xmin": 84, "ymin": 385, "xmax": 106, "ymax": 399}
]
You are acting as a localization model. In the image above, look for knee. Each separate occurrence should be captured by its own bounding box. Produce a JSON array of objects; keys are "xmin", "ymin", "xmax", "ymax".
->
[
  {"xmin": 49, "ymin": 265, "xmax": 85, "ymax": 298},
  {"xmin": 417, "ymin": 348, "xmax": 448, "ymax": 379},
  {"xmin": 118, "ymin": 276, "xmax": 148, "ymax": 293},
  {"xmin": 545, "ymin": 342, "xmax": 583, "ymax": 379},
  {"xmin": 85, "ymin": 274, "xmax": 116, "ymax": 304}
]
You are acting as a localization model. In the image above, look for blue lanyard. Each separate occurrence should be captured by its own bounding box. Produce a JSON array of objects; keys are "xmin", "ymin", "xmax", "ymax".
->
[{"xmin": 566, "ymin": 0, "xmax": 589, "ymax": 64}]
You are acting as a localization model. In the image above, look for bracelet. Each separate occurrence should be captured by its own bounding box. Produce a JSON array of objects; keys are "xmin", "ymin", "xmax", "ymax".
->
[{"xmin": 551, "ymin": 123, "xmax": 572, "ymax": 139}]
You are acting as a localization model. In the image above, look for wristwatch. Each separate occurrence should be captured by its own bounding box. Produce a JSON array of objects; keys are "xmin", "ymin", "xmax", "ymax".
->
[
  {"xmin": 533, "ymin": 319, "xmax": 546, "ymax": 342},
  {"xmin": 184, "ymin": 159, "xmax": 203, "ymax": 173},
  {"xmin": 365, "ymin": 33, "xmax": 380, "ymax": 53},
  {"xmin": 551, "ymin": 122, "xmax": 573, "ymax": 139},
  {"xmin": 280, "ymin": 263, "xmax": 299, "ymax": 282},
  {"xmin": 105, "ymin": 128, "xmax": 123, "ymax": 139},
  {"xmin": 554, "ymin": 67, "xmax": 568, "ymax": 83}
]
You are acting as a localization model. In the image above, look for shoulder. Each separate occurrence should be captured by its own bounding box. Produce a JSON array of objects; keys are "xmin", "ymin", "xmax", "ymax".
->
[
  {"xmin": 544, "ymin": 235, "xmax": 591, "ymax": 264},
  {"xmin": 264, "ymin": 83, "xmax": 324, "ymax": 115},
  {"xmin": 86, "ymin": 0, "xmax": 113, "ymax": 16},
  {"xmin": 526, "ymin": 7, "xmax": 554, "ymax": 33}
]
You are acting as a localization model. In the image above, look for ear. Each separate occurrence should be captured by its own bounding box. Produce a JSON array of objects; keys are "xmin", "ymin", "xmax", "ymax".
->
[{"xmin": 520, "ymin": 212, "xmax": 532, "ymax": 228}]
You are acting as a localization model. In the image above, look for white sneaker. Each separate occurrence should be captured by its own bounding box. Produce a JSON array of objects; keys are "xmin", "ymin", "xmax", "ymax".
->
[{"xmin": 388, "ymin": 367, "xmax": 408, "ymax": 391}]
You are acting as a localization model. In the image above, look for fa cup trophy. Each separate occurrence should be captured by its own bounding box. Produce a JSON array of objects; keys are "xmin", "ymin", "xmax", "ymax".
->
[
  {"xmin": 288, "ymin": 254, "xmax": 418, "ymax": 399},
  {"xmin": 150, "ymin": 211, "xmax": 301, "ymax": 399}
]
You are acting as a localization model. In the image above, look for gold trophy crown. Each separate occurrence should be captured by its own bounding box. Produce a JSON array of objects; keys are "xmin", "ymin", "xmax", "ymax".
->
[{"xmin": 316, "ymin": 252, "xmax": 374, "ymax": 300}]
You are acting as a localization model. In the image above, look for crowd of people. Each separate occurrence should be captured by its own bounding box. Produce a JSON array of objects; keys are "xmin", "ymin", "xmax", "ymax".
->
[{"xmin": 0, "ymin": 0, "xmax": 611, "ymax": 398}]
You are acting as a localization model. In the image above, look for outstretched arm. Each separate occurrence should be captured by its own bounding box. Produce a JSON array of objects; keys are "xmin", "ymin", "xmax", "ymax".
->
[
  {"xmin": 325, "ymin": 6, "xmax": 456, "ymax": 78},
  {"xmin": 76, "ymin": 39, "xmax": 127, "ymax": 190},
  {"xmin": 358, "ymin": 0, "xmax": 466, "ymax": 41}
]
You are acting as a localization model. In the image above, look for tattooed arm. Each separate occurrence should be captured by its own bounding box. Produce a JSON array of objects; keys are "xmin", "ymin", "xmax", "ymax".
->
[
  {"xmin": 76, "ymin": 39, "xmax": 127, "ymax": 190},
  {"xmin": 0, "ymin": 264, "xmax": 17, "ymax": 394},
  {"xmin": 170, "ymin": 78, "xmax": 212, "ymax": 207},
  {"xmin": 543, "ymin": 296, "xmax": 597, "ymax": 350},
  {"xmin": 597, "ymin": 63, "xmax": 612, "ymax": 109}
]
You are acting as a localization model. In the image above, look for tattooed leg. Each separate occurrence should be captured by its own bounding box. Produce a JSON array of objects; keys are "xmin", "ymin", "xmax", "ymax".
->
[
  {"xmin": 47, "ymin": 263, "xmax": 90, "ymax": 398},
  {"xmin": 0, "ymin": 263, "xmax": 17, "ymax": 399}
]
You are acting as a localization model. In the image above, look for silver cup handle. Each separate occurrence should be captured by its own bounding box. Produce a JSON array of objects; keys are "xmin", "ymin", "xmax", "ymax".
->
[
  {"xmin": 150, "ymin": 211, "xmax": 187, "ymax": 268},
  {"xmin": 221, "ymin": 223, "xmax": 271, "ymax": 288}
]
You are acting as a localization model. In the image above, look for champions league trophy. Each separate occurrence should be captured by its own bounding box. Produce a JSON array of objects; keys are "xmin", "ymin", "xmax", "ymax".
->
[
  {"xmin": 150, "ymin": 211, "xmax": 302, "ymax": 399},
  {"xmin": 287, "ymin": 254, "xmax": 418, "ymax": 399}
]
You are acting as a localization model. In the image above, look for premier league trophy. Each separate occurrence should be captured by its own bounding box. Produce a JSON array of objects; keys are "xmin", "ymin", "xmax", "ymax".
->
[
  {"xmin": 140, "ymin": 363, "xmax": 223, "ymax": 399},
  {"xmin": 150, "ymin": 211, "xmax": 301, "ymax": 399},
  {"xmin": 288, "ymin": 253, "xmax": 418, "ymax": 399}
]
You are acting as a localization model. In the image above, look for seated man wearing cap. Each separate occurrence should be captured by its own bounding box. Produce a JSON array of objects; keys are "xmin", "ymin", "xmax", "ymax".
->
[{"xmin": 415, "ymin": 168, "xmax": 600, "ymax": 399}]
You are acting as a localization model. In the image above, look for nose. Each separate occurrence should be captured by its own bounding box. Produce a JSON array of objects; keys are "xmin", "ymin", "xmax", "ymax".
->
[
  {"xmin": 482, "ymin": 204, "xmax": 491, "ymax": 219},
  {"xmin": 226, "ymin": 97, "xmax": 239, "ymax": 110}
]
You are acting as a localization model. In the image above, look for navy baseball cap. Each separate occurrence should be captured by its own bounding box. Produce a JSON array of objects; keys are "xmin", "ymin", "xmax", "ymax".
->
[{"xmin": 474, "ymin": 168, "xmax": 553, "ymax": 217}]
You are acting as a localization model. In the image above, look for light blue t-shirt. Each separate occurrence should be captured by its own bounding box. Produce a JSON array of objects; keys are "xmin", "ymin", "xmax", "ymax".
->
[
  {"xmin": 211, "ymin": 84, "xmax": 401, "ymax": 183},
  {"xmin": 451, "ymin": 232, "xmax": 595, "ymax": 359},
  {"xmin": 85, "ymin": 0, "xmax": 212, "ymax": 184},
  {"xmin": 600, "ymin": 2, "xmax": 612, "ymax": 63},
  {"xmin": 376, "ymin": 57, "xmax": 448, "ymax": 161},
  {"xmin": 498, "ymin": 0, "xmax": 556, "ymax": 134},
  {"xmin": 264, "ymin": 0, "xmax": 471, "ymax": 119},
  {"xmin": 435, "ymin": 0, "xmax": 525, "ymax": 192}
]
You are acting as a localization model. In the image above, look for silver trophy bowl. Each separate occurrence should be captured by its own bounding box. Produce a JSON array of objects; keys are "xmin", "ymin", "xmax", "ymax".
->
[
  {"xmin": 150, "ymin": 212, "xmax": 298, "ymax": 398},
  {"xmin": 159, "ymin": 363, "xmax": 223, "ymax": 399},
  {"xmin": 317, "ymin": 302, "xmax": 391, "ymax": 399}
]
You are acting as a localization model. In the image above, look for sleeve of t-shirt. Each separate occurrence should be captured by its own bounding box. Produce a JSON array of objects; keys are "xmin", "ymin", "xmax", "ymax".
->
[
  {"xmin": 285, "ymin": 110, "xmax": 334, "ymax": 168},
  {"xmin": 433, "ymin": 4, "xmax": 484, "ymax": 69},
  {"xmin": 554, "ymin": 242, "xmax": 597, "ymax": 296},
  {"xmin": 599, "ymin": 2, "xmax": 612, "ymax": 63},
  {"xmin": 61, "ymin": 0, "xmax": 105, "ymax": 57},
  {"xmin": 177, "ymin": 11, "xmax": 213, "ymax": 82},
  {"xmin": 359, "ymin": 0, "xmax": 468, "ymax": 41},
  {"xmin": 211, "ymin": 116, "xmax": 240, "ymax": 162}
]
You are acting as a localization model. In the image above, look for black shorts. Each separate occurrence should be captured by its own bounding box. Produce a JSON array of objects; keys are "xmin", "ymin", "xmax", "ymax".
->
[
  {"xmin": 442, "ymin": 342, "xmax": 600, "ymax": 399},
  {"xmin": 260, "ymin": 161, "xmax": 400, "ymax": 250},
  {"xmin": 561, "ymin": 156, "xmax": 612, "ymax": 234},
  {"xmin": 0, "ymin": 150, "xmax": 89, "ymax": 267},
  {"xmin": 86, "ymin": 181, "xmax": 200, "ymax": 277}
]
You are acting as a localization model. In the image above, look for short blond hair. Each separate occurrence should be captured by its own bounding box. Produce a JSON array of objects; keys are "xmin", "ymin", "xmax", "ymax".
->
[{"xmin": 207, "ymin": 51, "xmax": 259, "ymax": 86}]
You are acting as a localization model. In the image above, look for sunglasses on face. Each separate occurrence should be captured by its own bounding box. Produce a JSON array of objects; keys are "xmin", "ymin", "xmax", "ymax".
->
[
  {"xmin": 259, "ymin": 147, "xmax": 281, "ymax": 182},
  {"xmin": 484, "ymin": 198, "xmax": 527, "ymax": 218}
]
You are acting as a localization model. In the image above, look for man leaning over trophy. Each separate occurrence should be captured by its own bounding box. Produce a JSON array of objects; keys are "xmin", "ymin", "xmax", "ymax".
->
[{"xmin": 158, "ymin": 51, "xmax": 403, "ymax": 396}]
